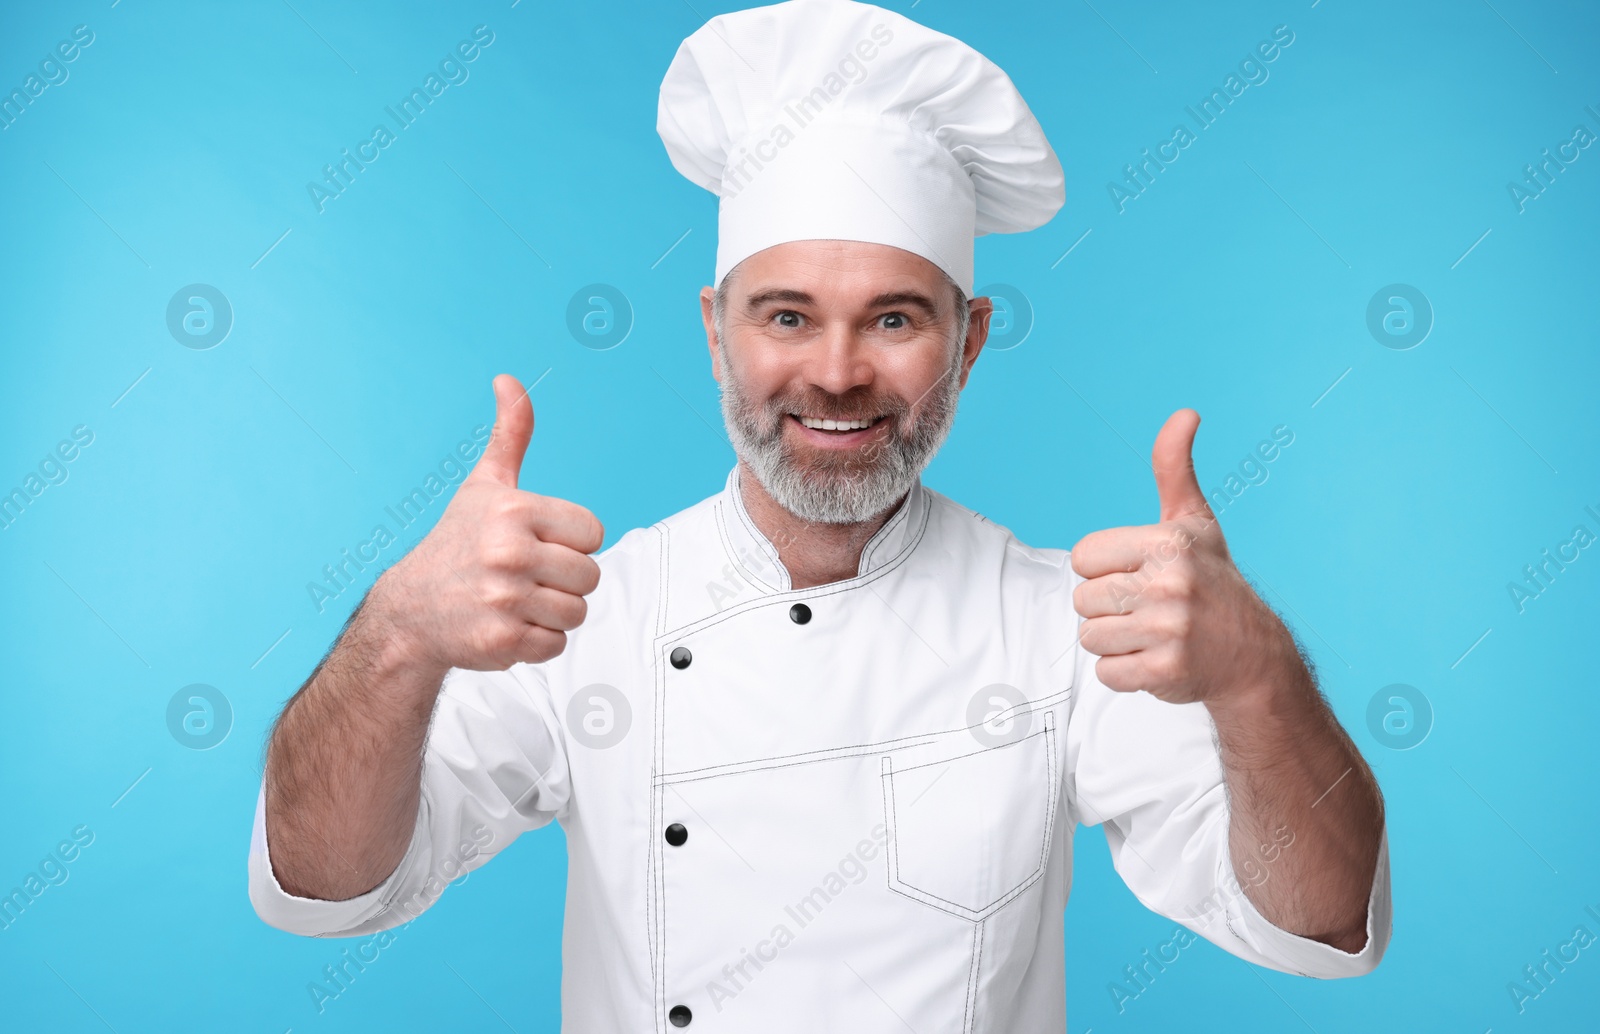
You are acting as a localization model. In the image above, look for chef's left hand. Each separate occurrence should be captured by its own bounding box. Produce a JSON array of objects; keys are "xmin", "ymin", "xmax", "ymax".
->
[{"xmin": 1069, "ymin": 409, "xmax": 1298, "ymax": 707}]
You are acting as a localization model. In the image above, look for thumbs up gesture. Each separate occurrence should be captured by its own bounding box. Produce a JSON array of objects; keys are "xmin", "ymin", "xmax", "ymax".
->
[
  {"xmin": 1070, "ymin": 410, "xmax": 1298, "ymax": 706},
  {"xmin": 372, "ymin": 374, "xmax": 605, "ymax": 671}
]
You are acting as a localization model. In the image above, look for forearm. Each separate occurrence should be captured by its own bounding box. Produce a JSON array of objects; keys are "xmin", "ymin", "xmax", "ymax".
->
[
  {"xmin": 263, "ymin": 577, "xmax": 450, "ymax": 901},
  {"xmin": 1206, "ymin": 646, "xmax": 1384, "ymax": 952}
]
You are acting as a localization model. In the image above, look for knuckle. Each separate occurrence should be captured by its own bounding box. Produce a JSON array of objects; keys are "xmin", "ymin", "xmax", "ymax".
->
[
  {"xmin": 1151, "ymin": 534, "xmax": 1184, "ymax": 562},
  {"xmin": 1148, "ymin": 569, "xmax": 1190, "ymax": 602},
  {"xmin": 530, "ymin": 542, "xmax": 570, "ymax": 584},
  {"xmin": 1094, "ymin": 655, "xmax": 1128, "ymax": 691},
  {"xmin": 523, "ymin": 493, "xmax": 551, "ymax": 524},
  {"xmin": 1150, "ymin": 652, "xmax": 1183, "ymax": 683},
  {"xmin": 525, "ymin": 539, "xmax": 555, "ymax": 573},
  {"xmin": 577, "ymin": 556, "xmax": 602, "ymax": 595},
  {"xmin": 1120, "ymin": 658, "xmax": 1155, "ymax": 691},
  {"xmin": 497, "ymin": 628, "xmax": 528, "ymax": 659},
  {"xmin": 491, "ymin": 493, "xmax": 525, "ymax": 522},
  {"xmin": 527, "ymin": 629, "xmax": 568, "ymax": 663},
  {"xmin": 540, "ymin": 592, "xmax": 587, "ymax": 632},
  {"xmin": 584, "ymin": 515, "xmax": 606, "ymax": 553},
  {"xmin": 1169, "ymin": 572, "xmax": 1195, "ymax": 600},
  {"xmin": 481, "ymin": 538, "xmax": 521, "ymax": 572},
  {"xmin": 480, "ymin": 576, "xmax": 520, "ymax": 611},
  {"xmin": 472, "ymin": 625, "xmax": 517, "ymax": 664}
]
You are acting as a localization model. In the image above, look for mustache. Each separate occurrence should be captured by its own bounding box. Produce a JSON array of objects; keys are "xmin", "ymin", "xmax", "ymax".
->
[{"xmin": 757, "ymin": 386, "xmax": 911, "ymax": 429}]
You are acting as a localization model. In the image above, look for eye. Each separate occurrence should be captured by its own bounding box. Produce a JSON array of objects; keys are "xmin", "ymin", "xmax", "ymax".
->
[
  {"xmin": 772, "ymin": 311, "xmax": 803, "ymax": 329},
  {"xmin": 878, "ymin": 312, "xmax": 910, "ymax": 330}
]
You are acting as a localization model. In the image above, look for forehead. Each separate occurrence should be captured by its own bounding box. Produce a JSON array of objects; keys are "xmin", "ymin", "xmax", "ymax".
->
[{"xmin": 730, "ymin": 240, "xmax": 948, "ymax": 306}]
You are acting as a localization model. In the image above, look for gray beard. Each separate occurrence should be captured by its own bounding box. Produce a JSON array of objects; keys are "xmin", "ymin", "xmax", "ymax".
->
[{"xmin": 717, "ymin": 345, "xmax": 964, "ymax": 524}]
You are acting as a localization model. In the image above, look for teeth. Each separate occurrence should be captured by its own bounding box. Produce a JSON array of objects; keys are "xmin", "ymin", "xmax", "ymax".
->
[{"xmin": 799, "ymin": 415, "xmax": 876, "ymax": 430}]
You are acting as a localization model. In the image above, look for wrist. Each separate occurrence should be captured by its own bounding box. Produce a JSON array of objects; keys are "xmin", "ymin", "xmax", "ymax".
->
[
  {"xmin": 358, "ymin": 570, "xmax": 451, "ymax": 685},
  {"xmin": 1209, "ymin": 595, "xmax": 1309, "ymax": 699},
  {"xmin": 1203, "ymin": 636, "xmax": 1316, "ymax": 729}
]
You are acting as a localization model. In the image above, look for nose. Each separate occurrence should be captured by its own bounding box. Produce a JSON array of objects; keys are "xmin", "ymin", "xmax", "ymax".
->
[{"xmin": 804, "ymin": 320, "xmax": 874, "ymax": 397}]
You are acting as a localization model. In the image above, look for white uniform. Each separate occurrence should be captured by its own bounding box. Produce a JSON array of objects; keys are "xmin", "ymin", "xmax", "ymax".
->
[{"xmin": 249, "ymin": 467, "xmax": 1392, "ymax": 1032}]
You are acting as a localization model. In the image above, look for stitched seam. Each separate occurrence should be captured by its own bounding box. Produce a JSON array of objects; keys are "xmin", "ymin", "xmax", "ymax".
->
[
  {"xmin": 657, "ymin": 689, "xmax": 1072, "ymax": 782},
  {"xmin": 653, "ymin": 490, "xmax": 932, "ymax": 641},
  {"xmin": 1035, "ymin": 719, "xmax": 1060, "ymax": 897},
  {"xmin": 655, "ymin": 521, "xmax": 670, "ymax": 638},
  {"xmin": 885, "ymin": 829, "xmax": 1042, "ymax": 916},
  {"xmin": 1061, "ymin": 570, "xmax": 1086, "ymax": 830},
  {"xmin": 728, "ymin": 469, "xmax": 784, "ymax": 573},
  {"xmin": 881, "ymin": 760, "xmax": 987, "ymax": 920},
  {"xmin": 892, "ymin": 723, "xmax": 1052, "ymax": 776},
  {"xmin": 882, "ymin": 714, "xmax": 1059, "ymax": 920},
  {"xmin": 715, "ymin": 496, "xmax": 781, "ymax": 594},
  {"xmin": 659, "ymin": 738, "xmax": 943, "ymax": 787},
  {"xmin": 652, "ymin": 522, "xmax": 669, "ymax": 1032},
  {"xmin": 886, "ymin": 884, "xmax": 987, "ymax": 921},
  {"xmin": 728, "ymin": 469, "xmax": 791, "ymax": 592},
  {"xmin": 972, "ymin": 718, "xmax": 1059, "ymax": 916},
  {"xmin": 881, "ymin": 755, "xmax": 898, "ymax": 900},
  {"xmin": 856, "ymin": 480, "xmax": 921, "ymax": 575},
  {"xmin": 661, "ymin": 731, "xmax": 949, "ymax": 782},
  {"xmin": 644, "ymin": 526, "xmax": 666, "ymax": 1003},
  {"xmin": 964, "ymin": 918, "xmax": 985, "ymax": 1034}
]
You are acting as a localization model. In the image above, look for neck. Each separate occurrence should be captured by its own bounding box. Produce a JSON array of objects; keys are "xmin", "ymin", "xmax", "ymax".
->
[{"xmin": 736, "ymin": 460, "xmax": 909, "ymax": 590}]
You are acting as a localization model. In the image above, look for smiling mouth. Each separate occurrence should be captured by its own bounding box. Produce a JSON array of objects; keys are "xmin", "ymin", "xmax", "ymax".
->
[{"xmin": 793, "ymin": 414, "xmax": 887, "ymax": 433}]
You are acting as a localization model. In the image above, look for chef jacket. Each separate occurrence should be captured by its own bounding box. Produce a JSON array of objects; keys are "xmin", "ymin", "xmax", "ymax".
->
[{"xmin": 250, "ymin": 465, "xmax": 1392, "ymax": 1032}]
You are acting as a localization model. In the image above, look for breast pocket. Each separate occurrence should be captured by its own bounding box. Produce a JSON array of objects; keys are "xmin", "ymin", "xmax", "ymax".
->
[{"xmin": 880, "ymin": 711, "xmax": 1058, "ymax": 922}]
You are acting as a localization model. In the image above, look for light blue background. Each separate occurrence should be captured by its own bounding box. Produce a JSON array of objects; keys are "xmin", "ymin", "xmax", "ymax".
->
[{"xmin": 2, "ymin": 0, "xmax": 1596, "ymax": 1030}]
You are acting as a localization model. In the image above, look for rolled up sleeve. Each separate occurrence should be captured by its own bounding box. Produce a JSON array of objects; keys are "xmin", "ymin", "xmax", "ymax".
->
[
  {"xmin": 248, "ymin": 662, "xmax": 571, "ymax": 938},
  {"xmin": 1063, "ymin": 627, "xmax": 1392, "ymax": 978},
  {"xmin": 1216, "ymin": 826, "xmax": 1391, "ymax": 977}
]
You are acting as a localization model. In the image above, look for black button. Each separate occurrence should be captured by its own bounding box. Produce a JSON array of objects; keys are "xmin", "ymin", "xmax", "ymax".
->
[
  {"xmin": 669, "ymin": 1004, "xmax": 692, "ymax": 1027},
  {"xmin": 664, "ymin": 822, "xmax": 688, "ymax": 847},
  {"xmin": 789, "ymin": 603, "xmax": 811, "ymax": 624},
  {"xmin": 669, "ymin": 647, "xmax": 692, "ymax": 669}
]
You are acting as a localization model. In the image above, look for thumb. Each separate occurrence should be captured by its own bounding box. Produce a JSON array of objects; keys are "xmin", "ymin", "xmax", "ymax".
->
[
  {"xmin": 1151, "ymin": 408, "xmax": 1210, "ymax": 522},
  {"xmin": 472, "ymin": 374, "xmax": 534, "ymax": 487}
]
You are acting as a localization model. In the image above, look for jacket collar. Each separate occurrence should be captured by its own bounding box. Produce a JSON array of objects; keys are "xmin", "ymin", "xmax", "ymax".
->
[{"xmin": 716, "ymin": 464, "xmax": 929, "ymax": 593}]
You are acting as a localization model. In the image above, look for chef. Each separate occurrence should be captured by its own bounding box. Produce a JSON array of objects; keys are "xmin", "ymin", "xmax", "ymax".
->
[{"xmin": 249, "ymin": 1, "xmax": 1392, "ymax": 1030}]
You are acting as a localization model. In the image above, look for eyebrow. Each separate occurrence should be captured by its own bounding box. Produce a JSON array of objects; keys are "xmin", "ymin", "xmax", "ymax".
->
[{"xmin": 742, "ymin": 288, "xmax": 942, "ymax": 318}]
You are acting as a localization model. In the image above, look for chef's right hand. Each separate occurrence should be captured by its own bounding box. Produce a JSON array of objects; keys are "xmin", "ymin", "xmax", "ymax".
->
[{"xmin": 371, "ymin": 373, "xmax": 605, "ymax": 670}]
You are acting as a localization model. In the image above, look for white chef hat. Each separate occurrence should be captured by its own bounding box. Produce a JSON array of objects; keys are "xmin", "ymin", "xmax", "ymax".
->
[{"xmin": 657, "ymin": 0, "xmax": 1064, "ymax": 297}]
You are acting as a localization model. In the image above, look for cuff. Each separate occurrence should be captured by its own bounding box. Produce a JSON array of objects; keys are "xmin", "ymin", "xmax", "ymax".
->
[
  {"xmin": 246, "ymin": 782, "xmax": 427, "ymax": 938},
  {"xmin": 1222, "ymin": 826, "xmax": 1393, "ymax": 978}
]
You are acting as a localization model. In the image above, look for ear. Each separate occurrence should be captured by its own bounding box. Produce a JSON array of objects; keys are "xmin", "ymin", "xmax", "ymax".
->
[
  {"xmin": 700, "ymin": 285, "xmax": 721, "ymax": 383},
  {"xmin": 958, "ymin": 295, "xmax": 993, "ymax": 390}
]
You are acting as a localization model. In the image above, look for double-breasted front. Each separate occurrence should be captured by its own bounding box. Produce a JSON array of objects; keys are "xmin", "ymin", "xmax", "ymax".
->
[{"xmin": 250, "ymin": 466, "xmax": 1391, "ymax": 1031}]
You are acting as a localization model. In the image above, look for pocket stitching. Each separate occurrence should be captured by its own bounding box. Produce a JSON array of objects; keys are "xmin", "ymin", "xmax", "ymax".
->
[{"xmin": 882, "ymin": 713, "xmax": 1058, "ymax": 922}]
